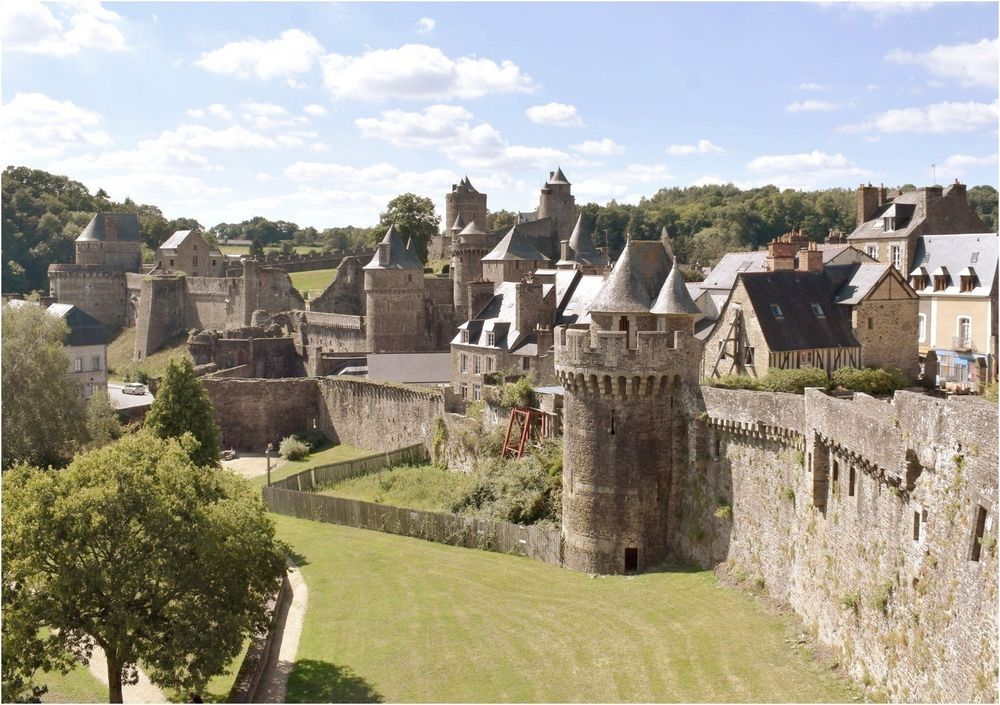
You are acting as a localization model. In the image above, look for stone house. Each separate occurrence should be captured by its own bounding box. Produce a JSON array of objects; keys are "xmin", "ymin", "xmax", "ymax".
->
[
  {"xmin": 481, "ymin": 225, "xmax": 551, "ymax": 285},
  {"xmin": 908, "ymin": 232, "xmax": 998, "ymax": 386},
  {"xmin": 847, "ymin": 181, "xmax": 990, "ymax": 273},
  {"xmin": 155, "ymin": 229, "xmax": 225, "ymax": 277}
]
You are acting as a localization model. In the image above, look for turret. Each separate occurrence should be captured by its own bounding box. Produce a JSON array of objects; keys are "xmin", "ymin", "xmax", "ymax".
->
[
  {"xmin": 537, "ymin": 167, "xmax": 577, "ymax": 257},
  {"xmin": 554, "ymin": 239, "xmax": 703, "ymax": 574},
  {"xmin": 363, "ymin": 225, "xmax": 426, "ymax": 352},
  {"xmin": 557, "ymin": 215, "xmax": 608, "ymax": 273},
  {"xmin": 444, "ymin": 176, "xmax": 487, "ymax": 243},
  {"xmin": 450, "ymin": 220, "xmax": 489, "ymax": 321}
]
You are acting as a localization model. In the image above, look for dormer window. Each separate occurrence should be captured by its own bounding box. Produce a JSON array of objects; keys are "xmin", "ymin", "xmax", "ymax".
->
[
  {"xmin": 959, "ymin": 267, "xmax": 978, "ymax": 293},
  {"xmin": 770, "ymin": 304, "xmax": 784, "ymax": 319},
  {"xmin": 909, "ymin": 266, "xmax": 929, "ymax": 290},
  {"xmin": 883, "ymin": 217, "xmax": 896, "ymax": 231},
  {"xmin": 810, "ymin": 303, "xmax": 825, "ymax": 318},
  {"xmin": 461, "ymin": 330, "xmax": 470, "ymax": 343},
  {"xmin": 932, "ymin": 266, "xmax": 950, "ymax": 292}
]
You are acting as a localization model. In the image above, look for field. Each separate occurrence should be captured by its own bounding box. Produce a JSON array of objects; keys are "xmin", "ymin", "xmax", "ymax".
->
[
  {"xmin": 316, "ymin": 463, "xmax": 476, "ymax": 512},
  {"xmin": 217, "ymin": 244, "xmax": 324, "ymax": 255},
  {"xmin": 289, "ymin": 267, "xmax": 338, "ymax": 298},
  {"xmin": 106, "ymin": 327, "xmax": 191, "ymax": 381},
  {"xmin": 275, "ymin": 515, "xmax": 858, "ymax": 703}
]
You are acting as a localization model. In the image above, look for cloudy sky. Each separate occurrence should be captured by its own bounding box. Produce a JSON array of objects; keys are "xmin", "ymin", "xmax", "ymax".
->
[{"xmin": 2, "ymin": 1, "xmax": 997, "ymax": 229}]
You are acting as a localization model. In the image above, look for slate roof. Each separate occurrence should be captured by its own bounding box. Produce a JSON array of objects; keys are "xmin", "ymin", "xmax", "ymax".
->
[
  {"xmin": 738, "ymin": 271, "xmax": 860, "ymax": 352},
  {"xmin": 453, "ymin": 176, "xmax": 479, "ymax": 193},
  {"xmin": 650, "ymin": 264, "xmax": 701, "ymax": 315},
  {"xmin": 367, "ymin": 353, "xmax": 452, "ymax": 384},
  {"xmin": 160, "ymin": 230, "xmax": 193, "ymax": 250},
  {"xmin": 47, "ymin": 303, "xmax": 108, "ymax": 347},
  {"xmin": 558, "ymin": 215, "xmax": 607, "ymax": 268},
  {"xmin": 482, "ymin": 226, "xmax": 548, "ymax": 262},
  {"xmin": 834, "ymin": 263, "xmax": 893, "ymax": 305},
  {"xmin": 556, "ymin": 272, "xmax": 605, "ymax": 326},
  {"xmin": 848, "ymin": 186, "xmax": 990, "ymax": 242},
  {"xmin": 910, "ymin": 233, "xmax": 999, "ymax": 296},
  {"xmin": 76, "ymin": 213, "xmax": 140, "ymax": 242},
  {"xmin": 699, "ymin": 251, "xmax": 768, "ymax": 291},
  {"xmin": 547, "ymin": 167, "xmax": 570, "ymax": 185},
  {"xmin": 364, "ymin": 225, "xmax": 423, "ymax": 270},
  {"xmin": 450, "ymin": 213, "xmax": 467, "ymax": 232},
  {"xmin": 458, "ymin": 221, "xmax": 486, "ymax": 236},
  {"xmin": 590, "ymin": 240, "xmax": 671, "ymax": 313}
]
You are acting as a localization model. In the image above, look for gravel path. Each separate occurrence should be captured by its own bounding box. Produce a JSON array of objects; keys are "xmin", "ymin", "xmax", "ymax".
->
[
  {"xmin": 256, "ymin": 559, "xmax": 309, "ymax": 703},
  {"xmin": 86, "ymin": 648, "xmax": 166, "ymax": 704},
  {"xmin": 221, "ymin": 453, "xmax": 287, "ymax": 481}
]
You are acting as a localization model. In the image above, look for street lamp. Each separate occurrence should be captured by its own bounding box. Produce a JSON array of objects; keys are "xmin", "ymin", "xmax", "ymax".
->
[{"xmin": 265, "ymin": 443, "xmax": 273, "ymax": 487}]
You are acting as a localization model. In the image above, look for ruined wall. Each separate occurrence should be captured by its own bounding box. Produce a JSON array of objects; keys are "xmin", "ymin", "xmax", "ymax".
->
[
  {"xmin": 308, "ymin": 257, "xmax": 364, "ymax": 314},
  {"xmin": 48, "ymin": 265, "xmax": 129, "ymax": 330},
  {"xmin": 296, "ymin": 311, "xmax": 367, "ymax": 354},
  {"xmin": 185, "ymin": 276, "xmax": 244, "ymax": 330},
  {"xmin": 245, "ymin": 265, "xmax": 305, "ymax": 317},
  {"xmin": 676, "ymin": 387, "xmax": 997, "ymax": 703},
  {"xmin": 201, "ymin": 378, "xmax": 322, "ymax": 451},
  {"xmin": 134, "ymin": 276, "xmax": 186, "ymax": 359}
]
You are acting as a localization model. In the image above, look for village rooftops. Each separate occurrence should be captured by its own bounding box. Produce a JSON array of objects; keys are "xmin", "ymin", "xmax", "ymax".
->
[
  {"xmin": 910, "ymin": 233, "xmax": 998, "ymax": 296},
  {"xmin": 76, "ymin": 213, "xmax": 141, "ymax": 242},
  {"xmin": 588, "ymin": 240, "xmax": 671, "ymax": 313},
  {"xmin": 364, "ymin": 225, "xmax": 423, "ymax": 270},
  {"xmin": 848, "ymin": 184, "xmax": 990, "ymax": 242},
  {"xmin": 482, "ymin": 226, "xmax": 548, "ymax": 262}
]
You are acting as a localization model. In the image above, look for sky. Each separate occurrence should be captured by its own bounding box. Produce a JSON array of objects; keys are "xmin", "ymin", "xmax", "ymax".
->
[{"xmin": 2, "ymin": 1, "xmax": 998, "ymax": 230}]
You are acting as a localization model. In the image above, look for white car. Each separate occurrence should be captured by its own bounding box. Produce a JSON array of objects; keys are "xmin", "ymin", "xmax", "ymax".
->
[{"xmin": 122, "ymin": 382, "xmax": 146, "ymax": 395}]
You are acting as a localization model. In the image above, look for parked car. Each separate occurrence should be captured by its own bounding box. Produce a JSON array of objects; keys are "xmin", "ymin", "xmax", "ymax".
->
[{"xmin": 122, "ymin": 382, "xmax": 146, "ymax": 395}]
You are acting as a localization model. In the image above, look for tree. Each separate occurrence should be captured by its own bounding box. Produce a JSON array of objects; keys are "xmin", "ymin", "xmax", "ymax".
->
[
  {"xmin": 487, "ymin": 209, "xmax": 517, "ymax": 231},
  {"xmin": 248, "ymin": 237, "xmax": 265, "ymax": 260},
  {"xmin": 1, "ymin": 431, "xmax": 287, "ymax": 703},
  {"xmin": 1, "ymin": 304, "xmax": 88, "ymax": 469},
  {"xmin": 144, "ymin": 358, "xmax": 221, "ymax": 467},
  {"xmin": 379, "ymin": 193, "xmax": 440, "ymax": 264},
  {"xmin": 84, "ymin": 391, "xmax": 124, "ymax": 451}
]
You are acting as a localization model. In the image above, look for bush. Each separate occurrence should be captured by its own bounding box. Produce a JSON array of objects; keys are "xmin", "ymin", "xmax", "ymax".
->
[
  {"xmin": 499, "ymin": 376, "xmax": 538, "ymax": 409},
  {"xmin": 294, "ymin": 428, "xmax": 328, "ymax": 451},
  {"xmin": 709, "ymin": 367, "xmax": 829, "ymax": 394},
  {"xmin": 833, "ymin": 366, "xmax": 910, "ymax": 395},
  {"xmin": 279, "ymin": 435, "xmax": 309, "ymax": 461},
  {"xmin": 982, "ymin": 382, "xmax": 998, "ymax": 402}
]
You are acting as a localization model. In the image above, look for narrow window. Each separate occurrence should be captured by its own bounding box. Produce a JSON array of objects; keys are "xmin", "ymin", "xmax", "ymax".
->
[
  {"xmin": 169, "ymin": 259, "xmax": 175, "ymax": 267},
  {"xmin": 522, "ymin": 357, "xmax": 530, "ymax": 371},
  {"xmin": 472, "ymin": 384, "xmax": 481, "ymax": 401},
  {"xmin": 970, "ymin": 506, "xmax": 988, "ymax": 562},
  {"xmin": 74, "ymin": 358, "xmax": 83, "ymax": 373},
  {"xmin": 867, "ymin": 317, "xmax": 874, "ymax": 330},
  {"xmin": 913, "ymin": 511, "xmax": 921, "ymax": 541},
  {"xmin": 460, "ymin": 354, "xmax": 467, "ymax": 373},
  {"xmin": 193, "ymin": 255, "xmax": 198, "ymax": 266},
  {"xmin": 91, "ymin": 356, "xmax": 101, "ymax": 371},
  {"xmin": 957, "ymin": 317, "xmax": 971, "ymax": 348},
  {"xmin": 624, "ymin": 547, "xmax": 638, "ymax": 573},
  {"xmin": 810, "ymin": 303, "xmax": 825, "ymax": 318},
  {"xmin": 832, "ymin": 459, "xmax": 839, "ymax": 484},
  {"xmin": 486, "ymin": 357, "xmax": 494, "ymax": 373},
  {"xmin": 770, "ymin": 304, "xmax": 783, "ymax": 318},
  {"xmin": 212, "ymin": 259, "xmax": 217, "ymax": 267},
  {"xmin": 848, "ymin": 466, "xmax": 856, "ymax": 496},
  {"xmin": 890, "ymin": 245, "xmax": 901, "ymax": 270},
  {"xmin": 460, "ymin": 383, "xmax": 468, "ymax": 399},
  {"xmin": 473, "ymin": 356, "xmax": 481, "ymax": 374},
  {"xmin": 918, "ymin": 314, "xmax": 926, "ymax": 343},
  {"xmin": 609, "ymin": 409, "xmax": 615, "ymax": 435},
  {"xmin": 619, "ymin": 316, "xmax": 630, "ymax": 333},
  {"xmin": 461, "ymin": 330, "xmax": 469, "ymax": 344}
]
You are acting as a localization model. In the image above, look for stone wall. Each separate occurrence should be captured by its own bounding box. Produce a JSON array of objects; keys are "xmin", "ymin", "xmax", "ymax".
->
[
  {"xmin": 675, "ymin": 387, "xmax": 997, "ymax": 703},
  {"xmin": 201, "ymin": 378, "xmax": 322, "ymax": 451},
  {"xmin": 134, "ymin": 276, "xmax": 186, "ymax": 359},
  {"xmin": 308, "ymin": 257, "xmax": 364, "ymax": 314},
  {"xmin": 853, "ymin": 295, "xmax": 920, "ymax": 379},
  {"xmin": 48, "ymin": 264, "xmax": 130, "ymax": 330}
]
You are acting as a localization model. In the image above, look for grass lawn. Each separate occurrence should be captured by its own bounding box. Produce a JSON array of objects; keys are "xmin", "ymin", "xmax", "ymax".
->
[
  {"xmin": 106, "ymin": 327, "xmax": 191, "ymax": 381},
  {"xmin": 316, "ymin": 463, "xmax": 475, "ymax": 512},
  {"xmin": 274, "ymin": 515, "xmax": 859, "ymax": 703},
  {"xmin": 38, "ymin": 662, "xmax": 106, "ymax": 703},
  {"xmin": 218, "ymin": 245, "xmax": 324, "ymax": 255},
  {"xmin": 253, "ymin": 444, "xmax": 373, "ymax": 487},
  {"xmin": 218, "ymin": 244, "xmax": 250, "ymax": 255},
  {"xmin": 289, "ymin": 267, "xmax": 338, "ymax": 298}
]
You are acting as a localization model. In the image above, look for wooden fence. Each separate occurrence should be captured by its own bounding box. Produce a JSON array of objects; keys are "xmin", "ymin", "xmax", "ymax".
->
[{"xmin": 262, "ymin": 445, "xmax": 564, "ymax": 567}]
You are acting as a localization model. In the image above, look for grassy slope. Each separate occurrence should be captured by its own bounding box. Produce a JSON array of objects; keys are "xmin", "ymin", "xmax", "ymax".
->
[
  {"xmin": 316, "ymin": 464, "xmax": 475, "ymax": 512},
  {"xmin": 39, "ymin": 663, "xmax": 106, "ymax": 703},
  {"xmin": 106, "ymin": 327, "xmax": 191, "ymax": 381},
  {"xmin": 275, "ymin": 515, "xmax": 858, "ymax": 704},
  {"xmin": 288, "ymin": 267, "xmax": 338, "ymax": 298},
  {"xmin": 253, "ymin": 444, "xmax": 373, "ymax": 488}
]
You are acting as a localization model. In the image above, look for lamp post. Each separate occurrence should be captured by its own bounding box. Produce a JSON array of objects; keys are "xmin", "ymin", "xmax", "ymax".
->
[{"xmin": 265, "ymin": 443, "xmax": 273, "ymax": 487}]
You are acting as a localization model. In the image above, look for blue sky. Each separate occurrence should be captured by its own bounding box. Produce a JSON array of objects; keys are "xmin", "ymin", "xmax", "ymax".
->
[{"xmin": 2, "ymin": 1, "xmax": 997, "ymax": 229}]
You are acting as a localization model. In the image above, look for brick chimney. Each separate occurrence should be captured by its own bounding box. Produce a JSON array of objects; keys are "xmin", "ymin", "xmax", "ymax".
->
[
  {"xmin": 559, "ymin": 239, "xmax": 571, "ymax": 261},
  {"xmin": 944, "ymin": 179, "xmax": 967, "ymax": 199},
  {"xmin": 826, "ymin": 229, "xmax": 846, "ymax": 244},
  {"xmin": 797, "ymin": 242, "xmax": 824, "ymax": 273},
  {"xmin": 466, "ymin": 279, "xmax": 495, "ymax": 319},
  {"xmin": 766, "ymin": 232, "xmax": 801, "ymax": 271},
  {"xmin": 857, "ymin": 183, "xmax": 881, "ymax": 225},
  {"xmin": 514, "ymin": 280, "xmax": 545, "ymax": 333}
]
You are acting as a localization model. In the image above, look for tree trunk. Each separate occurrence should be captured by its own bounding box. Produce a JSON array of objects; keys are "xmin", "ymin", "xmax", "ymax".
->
[{"xmin": 106, "ymin": 652, "xmax": 124, "ymax": 704}]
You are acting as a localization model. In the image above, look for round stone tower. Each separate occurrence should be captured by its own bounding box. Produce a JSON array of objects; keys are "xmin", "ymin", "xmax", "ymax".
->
[
  {"xmin": 537, "ymin": 167, "xmax": 577, "ymax": 256},
  {"xmin": 444, "ymin": 176, "xmax": 488, "ymax": 239},
  {"xmin": 554, "ymin": 240, "xmax": 703, "ymax": 574},
  {"xmin": 363, "ymin": 225, "xmax": 426, "ymax": 352},
  {"xmin": 450, "ymin": 221, "xmax": 490, "ymax": 321}
]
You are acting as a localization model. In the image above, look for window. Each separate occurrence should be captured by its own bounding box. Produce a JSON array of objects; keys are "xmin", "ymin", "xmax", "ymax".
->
[
  {"xmin": 960, "ymin": 271, "xmax": 977, "ymax": 293},
  {"xmin": 74, "ymin": 358, "xmax": 83, "ymax": 372},
  {"xmin": 744, "ymin": 347, "xmax": 755, "ymax": 365},
  {"xmin": 971, "ymin": 252, "xmax": 980, "ymax": 263},
  {"xmin": 770, "ymin": 304, "xmax": 784, "ymax": 318},
  {"xmin": 918, "ymin": 314, "xmax": 926, "ymax": 343},
  {"xmin": 169, "ymin": 259, "xmax": 175, "ymax": 267},
  {"xmin": 810, "ymin": 303, "xmax": 825, "ymax": 318},
  {"xmin": 486, "ymin": 357, "xmax": 494, "ymax": 373},
  {"xmin": 957, "ymin": 317, "xmax": 971, "ymax": 347},
  {"xmin": 461, "ymin": 330, "xmax": 469, "ymax": 343},
  {"xmin": 848, "ymin": 466, "xmax": 856, "ymax": 497},
  {"xmin": 867, "ymin": 317, "xmax": 874, "ymax": 330},
  {"xmin": 212, "ymin": 259, "xmax": 217, "ymax": 267},
  {"xmin": 522, "ymin": 357, "xmax": 530, "ymax": 371},
  {"xmin": 913, "ymin": 512, "xmax": 921, "ymax": 541},
  {"xmin": 485, "ymin": 331, "xmax": 496, "ymax": 347},
  {"xmin": 473, "ymin": 356, "xmax": 481, "ymax": 374},
  {"xmin": 193, "ymin": 255, "xmax": 198, "ymax": 267},
  {"xmin": 890, "ymin": 245, "xmax": 901, "ymax": 270},
  {"xmin": 883, "ymin": 217, "xmax": 895, "ymax": 231},
  {"xmin": 970, "ymin": 506, "xmax": 988, "ymax": 562},
  {"xmin": 460, "ymin": 383, "xmax": 468, "ymax": 399},
  {"xmin": 460, "ymin": 354, "xmax": 467, "ymax": 373},
  {"xmin": 866, "ymin": 245, "xmax": 878, "ymax": 260},
  {"xmin": 619, "ymin": 316, "xmax": 630, "ymax": 333},
  {"xmin": 91, "ymin": 356, "xmax": 101, "ymax": 371},
  {"xmin": 933, "ymin": 275, "xmax": 948, "ymax": 292},
  {"xmin": 910, "ymin": 274, "xmax": 927, "ymax": 290},
  {"xmin": 472, "ymin": 384, "xmax": 482, "ymax": 401}
]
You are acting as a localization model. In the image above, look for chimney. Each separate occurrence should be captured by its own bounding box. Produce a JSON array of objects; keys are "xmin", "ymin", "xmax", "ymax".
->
[
  {"xmin": 797, "ymin": 242, "xmax": 824, "ymax": 273},
  {"xmin": 466, "ymin": 279, "xmax": 495, "ymax": 319},
  {"xmin": 514, "ymin": 280, "xmax": 545, "ymax": 334},
  {"xmin": 878, "ymin": 183, "xmax": 888, "ymax": 205},
  {"xmin": 376, "ymin": 242, "xmax": 389, "ymax": 266},
  {"xmin": 559, "ymin": 239, "xmax": 571, "ymax": 262},
  {"xmin": 766, "ymin": 233, "xmax": 798, "ymax": 271},
  {"xmin": 826, "ymin": 229, "xmax": 846, "ymax": 244},
  {"xmin": 857, "ymin": 183, "xmax": 880, "ymax": 226},
  {"xmin": 944, "ymin": 180, "xmax": 967, "ymax": 199}
]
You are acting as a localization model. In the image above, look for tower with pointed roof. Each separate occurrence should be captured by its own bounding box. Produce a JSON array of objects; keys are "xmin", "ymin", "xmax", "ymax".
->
[
  {"xmin": 450, "ymin": 220, "xmax": 491, "ymax": 321},
  {"xmin": 481, "ymin": 225, "xmax": 551, "ymax": 285},
  {"xmin": 557, "ymin": 215, "xmax": 608, "ymax": 274},
  {"xmin": 554, "ymin": 239, "xmax": 704, "ymax": 574},
  {"xmin": 444, "ymin": 176, "xmax": 488, "ymax": 250},
  {"xmin": 363, "ymin": 225, "xmax": 427, "ymax": 352},
  {"xmin": 537, "ymin": 167, "xmax": 577, "ymax": 257}
]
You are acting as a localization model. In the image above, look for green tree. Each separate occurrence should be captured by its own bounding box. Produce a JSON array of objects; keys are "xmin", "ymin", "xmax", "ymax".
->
[
  {"xmin": 487, "ymin": 209, "xmax": 517, "ymax": 231},
  {"xmin": 84, "ymin": 391, "xmax": 124, "ymax": 451},
  {"xmin": 144, "ymin": 358, "xmax": 221, "ymax": 467},
  {"xmin": 1, "ymin": 304, "xmax": 88, "ymax": 469},
  {"xmin": 379, "ymin": 193, "xmax": 440, "ymax": 264},
  {"xmin": 248, "ymin": 237, "xmax": 265, "ymax": 260},
  {"xmin": 1, "ymin": 431, "xmax": 286, "ymax": 703}
]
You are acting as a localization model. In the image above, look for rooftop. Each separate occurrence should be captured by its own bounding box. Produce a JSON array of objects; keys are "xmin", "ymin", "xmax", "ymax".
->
[
  {"xmin": 364, "ymin": 225, "xmax": 424, "ymax": 270},
  {"xmin": 589, "ymin": 240, "xmax": 671, "ymax": 313},
  {"xmin": 76, "ymin": 213, "xmax": 140, "ymax": 243},
  {"xmin": 483, "ymin": 226, "xmax": 548, "ymax": 262}
]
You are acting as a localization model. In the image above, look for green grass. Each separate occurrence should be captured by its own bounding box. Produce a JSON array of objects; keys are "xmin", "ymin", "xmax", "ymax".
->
[
  {"xmin": 275, "ymin": 515, "xmax": 858, "ymax": 703},
  {"xmin": 217, "ymin": 245, "xmax": 324, "ymax": 255},
  {"xmin": 289, "ymin": 267, "xmax": 338, "ymax": 298},
  {"xmin": 254, "ymin": 444, "xmax": 373, "ymax": 487},
  {"xmin": 218, "ymin": 244, "xmax": 250, "ymax": 255},
  {"xmin": 107, "ymin": 327, "xmax": 191, "ymax": 382},
  {"xmin": 38, "ymin": 662, "xmax": 107, "ymax": 703},
  {"xmin": 316, "ymin": 463, "xmax": 475, "ymax": 512}
]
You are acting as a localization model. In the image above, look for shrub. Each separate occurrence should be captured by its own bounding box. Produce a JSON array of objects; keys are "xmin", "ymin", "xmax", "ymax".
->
[
  {"xmin": 708, "ymin": 367, "xmax": 829, "ymax": 394},
  {"xmin": 840, "ymin": 592, "xmax": 859, "ymax": 611},
  {"xmin": 833, "ymin": 366, "xmax": 910, "ymax": 395},
  {"xmin": 499, "ymin": 375, "xmax": 538, "ymax": 409},
  {"xmin": 983, "ymin": 382, "xmax": 998, "ymax": 402},
  {"xmin": 279, "ymin": 435, "xmax": 309, "ymax": 461},
  {"xmin": 709, "ymin": 374, "xmax": 764, "ymax": 390},
  {"xmin": 294, "ymin": 428, "xmax": 328, "ymax": 451}
]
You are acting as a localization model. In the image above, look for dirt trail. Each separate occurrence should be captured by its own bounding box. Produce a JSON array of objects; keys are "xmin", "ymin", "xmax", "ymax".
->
[{"xmin": 86, "ymin": 648, "xmax": 166, "ymax": 704}]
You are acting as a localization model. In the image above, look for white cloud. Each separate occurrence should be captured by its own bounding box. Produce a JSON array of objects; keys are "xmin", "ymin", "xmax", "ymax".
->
[
  {"xmin": 572, "ymin": 139, "xmax": 625, "ymax": 156},
  {"xmin": 840, "ymin": 99, "xmax": 999, "ymax": 133},
  {"xmin": 186, "ymin": 108, "xmax": 206, "ymax": 119},
  {"xmin": 940, "ymin": 153, "xmax": 999, "ymax": 179},
  {"xmin": 746, "ymin": 150, "xmax": 872, "ymax": 188},
  {"xmin": 786, "ymin": 100, "xmax": 846, "ymax": 112},
  {"xmin": 321, "ymin": 44, "xmax": 534, "ymax": 100},
  {"xmin": 208, "ymin": 104, "xmax": 233, "ymax": 121},
  {"xmin": 354, "ymin": 104, "xmax": 570, "ymax": 170},
  {"xmin": 242, "ymin": 102, "xmax": 287, "ymax": 117},
  {"xmin": 572, "ymin": 164, "xmax": 675, "ymax": 202},
  {"xmin": 843, "ymin": 2, "xmax": 935, "ymax": 21},
  {"xmin": 1, "ymin": 0, "xmax": 126, "ymax": 56},
  {"xmin": 303, "ymin": 104, "xmax": 328, "ymax": 117},
  {"xmin": 666, "ymin": 139, "xmax": 725, "ymax": 156},
  {"xmin": 416, "ymin": 17, "xmax": 436, "ymax": 33},
  {"xmin": 886, "ymin": 37, "xmax": 998, "ymax": 89},
  {"xmin": 525, "ymin": 102, "xmax": 583, "ymax": 127},
  {"xmin": 797, "ymin": 82, "xmax": 829, "ymax": 91},
  {"xmin": 2, "ymin": 92, "xmax": 112, "ymax": 162},
  {"xmin": 195, "ymin": 29, "xmax": 324, "ymax": 83}
]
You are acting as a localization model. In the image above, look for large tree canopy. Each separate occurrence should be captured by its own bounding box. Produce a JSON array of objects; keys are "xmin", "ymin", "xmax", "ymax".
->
[
  {"xmin": 1, "ymin": 432, "xmax": 287, "ymax": 703},
  {"xmin": 144, "ymin": 358, "xmax": 221, "ymax": 467},
  {"xmin": 1, "ymin": 303, "xmax": 88, "ymax": 469},
  {"xmin": 379, "ymin": 193, "xmax": 440, "ymax": 264}
]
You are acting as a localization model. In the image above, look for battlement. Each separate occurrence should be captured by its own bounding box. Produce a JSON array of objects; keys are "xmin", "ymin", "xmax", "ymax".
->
[
  {"xmin": 48, "ymin": 263, "xmax": 130, "ymax": 277},
  {"xmin": 554, "ymin": 324, "xmax": 702, "ymax": 397},
  {"xmin": 301, "ymin": 311, "xmax": 364, "ymax": 331}
]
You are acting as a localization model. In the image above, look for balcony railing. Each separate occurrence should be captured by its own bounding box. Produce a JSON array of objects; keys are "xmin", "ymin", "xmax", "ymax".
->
[{"xmin": 951, "ymin": 336, "xmax": 976, "ymax": 352}]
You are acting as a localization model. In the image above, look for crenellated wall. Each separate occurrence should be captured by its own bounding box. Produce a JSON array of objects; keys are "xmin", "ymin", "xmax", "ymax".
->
[{"xmin": 675, "ymin": 388, "xmax": 997, "ymax": 703}]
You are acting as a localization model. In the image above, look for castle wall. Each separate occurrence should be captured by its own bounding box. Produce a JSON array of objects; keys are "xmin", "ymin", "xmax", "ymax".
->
[
  {"xmin": 48, "ymin": 264, "xmax": 129, "ymax": 330},
  {"xmin": 676, "ymin": 387, "xmax": 997, "ymax": 703},
  {"xmin": 297, "ymin": 311, "xmax": 368, "ymax": 354},
  {"xmin": 308, "ymin": 257, "xmax": 364, "ymax": 314},
  {"xmin": 184, "ymin": 276, "xmax": 245, "ymax": 330},
  {"xmin": 201, "ymin": 378, "xmax": 322, "ymax": 451},
  {"xmin": 134, "ymin": 276, "xmax": 187, "ymax": 359}
]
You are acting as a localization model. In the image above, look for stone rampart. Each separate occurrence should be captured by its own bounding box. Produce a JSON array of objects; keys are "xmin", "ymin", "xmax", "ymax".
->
[
  {"xmin": 48, "ymin": 264, "xmax": 130, "ymax": 330},
  {"xmin": 201, "ymin": 378, "xmax": 322, "ymax": 451},
  {"xmin": 134, "ymin": 276, "xmax": 186, "ymax": 359},
  {"xmin": 680, "ymin": 387, "xmax": 997, "ymax": 703}
]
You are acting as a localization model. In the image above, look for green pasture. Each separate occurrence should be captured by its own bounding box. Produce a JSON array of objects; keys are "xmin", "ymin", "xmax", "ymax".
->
[
  {"xmin": 274, "ymin": 515, "xmax": 858, "ymax": 703},
  {"xmin": 289, "ymin": 268, "xmax": 338, "ymax": 298},
  {"xmin": 316, "ymin": 463, "xmax": 475, "ymax": 512}
]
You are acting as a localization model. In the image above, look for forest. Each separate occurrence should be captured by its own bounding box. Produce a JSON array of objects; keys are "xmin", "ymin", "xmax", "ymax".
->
[{"xmin": 4, "ymin": 165, "xmax": 997, "ymax": 294}]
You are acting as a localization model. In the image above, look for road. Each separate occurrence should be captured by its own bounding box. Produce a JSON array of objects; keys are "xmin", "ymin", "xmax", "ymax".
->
[{"xmin": 107, "ymin": 382, "xmax": 154, "ymax": 411}]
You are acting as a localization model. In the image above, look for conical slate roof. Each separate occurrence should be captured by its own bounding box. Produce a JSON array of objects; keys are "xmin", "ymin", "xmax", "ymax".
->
[
  {"xmin": 405, "ymin": 237, "xmax": 417, "ymax": 254},
  {"xmin": 458, "ymin": 220, "xmax": 486, "ymax": 236},
  {"xmin": 548, "ymin": 167, "xmax": 570, "ymax": 185},
  {"xmin": 589, "ymin": 240, "xmax": 671, "ymax": 314},
  {"xmin": 650, "ymin": 262, "xmax": 701, "ymax": 315},
  {"xmin": 482, "ymin": 226, "xmax": 548, "ymax": 262},
  {"xmin": 76, "ymin": 213, "xmax": 140, "ymax": 242},
  {"xmin": 460, "ymin": 175, "xmax": 479, "ymax": 193},
  {"xmin": 364, "ymin": 225, "xmax": 423, "ymax": 270},
  {"xmin": 563, "ymin": 215, "xmax": 607, "ymax": 267},
  {"xmin": 450, "ymin": 213, "xmax": 467, "ymax": 232}
]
